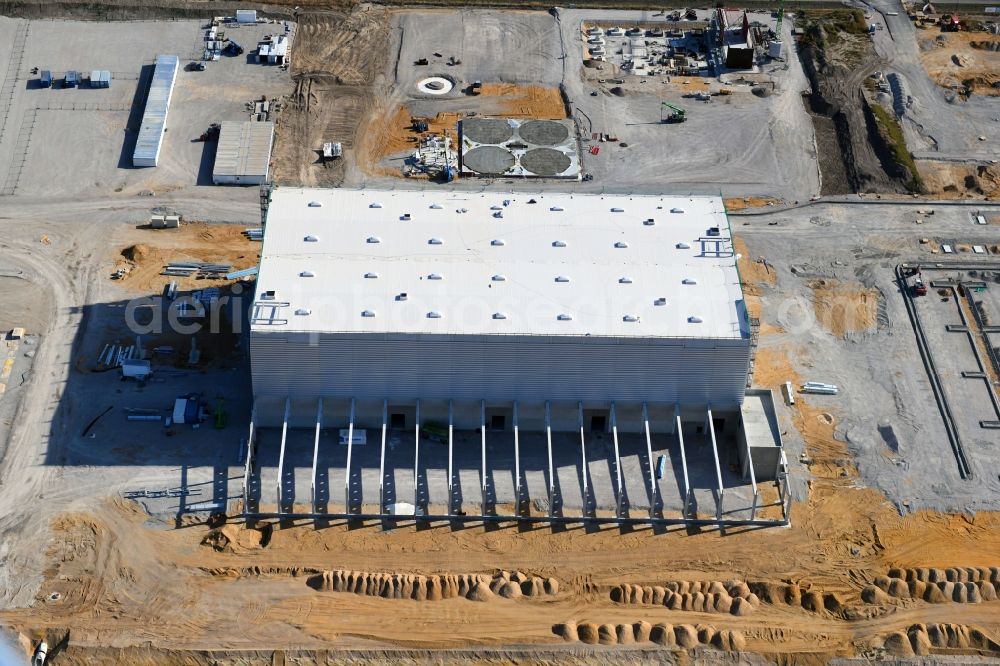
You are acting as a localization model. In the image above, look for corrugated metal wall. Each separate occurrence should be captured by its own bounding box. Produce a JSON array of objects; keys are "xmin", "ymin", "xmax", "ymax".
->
[{"xmin": 251, "ymin": 332, "xmax": 750, "ymax": 426}]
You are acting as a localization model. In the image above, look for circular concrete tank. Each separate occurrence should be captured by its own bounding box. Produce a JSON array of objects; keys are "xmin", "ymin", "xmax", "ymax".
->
[
  {"xmin": 416, "ymin": 76, "xmax": 454, "ymax": 95},
  {"xmin": 461, "ymin": 118, "xmax": 514, "ymax": 144},
  {"xmin": 462, "ymin": 146, "xmax": 516, "ymax": 175},
  {"xmin": 520, "ymin": 148, "xmax": 571, "ymax": 176},
  {"xmin": 518, "ymin": 120, "xmax": 569, "ymax": 146}
]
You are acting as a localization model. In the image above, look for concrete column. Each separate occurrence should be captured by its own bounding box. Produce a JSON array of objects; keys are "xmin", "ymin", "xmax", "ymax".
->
[
  {"xmin": 344, "ymin": 398, "xmax": 355, "ymax": 512},
  {"xmin": 545, "ymin": 401, "xmax": 554, "ymax": 518},
  {"xmin": 610, "ymin": 402, "xmax": 623, "ymax": 518},
  {"xmin": 513, "ymin": 401, "xmax": 521, "ymax": 512},
  {"xmin": 578, "ymin": 401, "xmax": 589, "ymax": 516},
  {"xmin": 707, "ymin": 407, "xmax": 724, "ymax": 521},
  {"xmin": 480, "ymin": 400, "xmax": 487, "ymax": 517},
  {"xmin": 414, "ymin": 399, "xmax": 421, "ymax": 510},
  {"xmin": 310, "ymin": 398, "xmax": 323, "ymax": 513},
  {"xmin": 277, "ymin": 397, "xmax": 290, "ymax": 512},
  {"xmin": 242, "ymin": 403, "xmax": 256, "ymax": 516},
  {"xmin": 447, "ymin": 400, "xmax": 454, "ymax": 516},
  {"xmin": 642, "ymin": 402, "xmax": 656, "ymax": 519},
  {"xmin": 675, "ymin": 404, "xmax": 691, "ymax": 518},
  {"xmin": 379, "ymin": 399, "xmax": 388, "ymax": 514}
]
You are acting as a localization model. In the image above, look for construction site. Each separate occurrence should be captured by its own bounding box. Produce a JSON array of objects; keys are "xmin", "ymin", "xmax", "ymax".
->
[{"xmin": 0, "ymin": 0, "xmax": 999, "ymax": 664}]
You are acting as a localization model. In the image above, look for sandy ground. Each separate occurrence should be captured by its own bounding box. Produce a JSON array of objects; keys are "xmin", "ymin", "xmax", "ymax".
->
[
  {"xmin": 4, "ymin": 221, "xmax": 1000, "ymax": 663},
  {"xmin": 112, "ymin": 223, "xmax": 260, "ymax": 293},
  {"xmin": 917, "ymin": 29, "xmax": 1000, "ymax": 97},
  {"xmin": 918, "ymin": 160, "xmax": 1000, "ymax": 200}
]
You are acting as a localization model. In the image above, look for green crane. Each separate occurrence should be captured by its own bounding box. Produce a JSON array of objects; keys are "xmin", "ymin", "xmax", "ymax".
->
[{"xmin": 661, "ymin": 102, "xmax": 686, "ymax": 123}]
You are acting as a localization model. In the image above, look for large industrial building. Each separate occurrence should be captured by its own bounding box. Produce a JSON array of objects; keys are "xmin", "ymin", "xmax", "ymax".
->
[
  {"xmin": 132, "ymin": 54, "xmax": 178, "ymax": 167},
  {"xmin": 250, "ymin": 188, "xmax": 751, "ymax": 430}
]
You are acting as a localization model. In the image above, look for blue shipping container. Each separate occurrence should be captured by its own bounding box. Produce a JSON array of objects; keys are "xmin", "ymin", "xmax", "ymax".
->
[
  {"xmin": 65, "ymin": 71, "xmax": 78, "ymax": 87},
  {"xmin": 40, "ymin": 70, "xmax": 51, "ymax": 87}
]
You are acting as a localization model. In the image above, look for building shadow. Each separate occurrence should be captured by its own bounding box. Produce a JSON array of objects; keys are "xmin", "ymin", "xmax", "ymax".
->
[{"xmin": 116, "ymin": 63, "xmax": 154, "ymax": 169}]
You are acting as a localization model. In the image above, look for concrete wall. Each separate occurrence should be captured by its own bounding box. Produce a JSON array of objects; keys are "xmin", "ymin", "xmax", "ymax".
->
[{"xmin": 250, "ymin": 331, "xmax": 751, "ymax": 427}]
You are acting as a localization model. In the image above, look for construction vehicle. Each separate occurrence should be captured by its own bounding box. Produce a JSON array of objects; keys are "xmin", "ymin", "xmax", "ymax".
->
[
  {"xmin": 412, "ymin": 118, "xmax": 429, "ymax": 133},
  {"xmin": 33, "ymin": 641, "xmax": 48, "ymax": 666},
  {"xmin": 903, "ymin": 267, "xmax": 928, "ymax": 296},
  {"xmin": 940, "ymin": 13, "xmax": 960, "ymax": 31},
  {"xmin": 225, "ymin": 39, "xmax": 244, "ymax": 56},
  {"xmin": 660, "ymin": 102, "xmax": 686, "ymax": 123}
]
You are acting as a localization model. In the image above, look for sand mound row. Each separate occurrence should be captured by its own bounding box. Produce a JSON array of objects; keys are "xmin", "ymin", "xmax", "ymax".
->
[
  {"xmin": 749, "ymin": 581, "xmax": 846, "ymax": 615},
  {"xmin": 610, "ymin": 580, "xmax": 760, "ymax": 616},
  {"xmin": 555, "ymin": 620, "xmax": 745, "ymax": 651},
  {"xmin": 864, "ymin": 567, "xmax": 1000, "ymax": 604},
  {"xmin": 311, "ymin": 569, "xmax": 557, "ymax": 602},
  {"xmin": 887, "ymin": 566, "xmax": 1000, "ymax": 584},
  {"xmin": 884, "ymin": 623, "xmax": 1000, "ymax": 657}
]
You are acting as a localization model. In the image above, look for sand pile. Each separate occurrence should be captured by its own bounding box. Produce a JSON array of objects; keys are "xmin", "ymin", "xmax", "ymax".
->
[
  {"xmin": 200, "ymin": 524, "xmax": 270, "ymax": 554},
  {"xmin": 556, "ymin": 620, "xmax": 744, "ymax": 651},
  {"xmin": 884, "ymin": 623, "xmax": 1000, "ymax": 656},
  {"xmin": 312, "ymin": 569, "xmax": 556, "ymax": 602},
  {"xmin": 121, "ymin": 244, "xmax": 149, "ymax": 262},
  {"xmin": 610, "ymin": 580, "xmax": 760, "ymax": 616},
  {"xmin": 863, "ymin": 567, "xmax": 1000, "ymax": 604},
  {"xmin": 749, "ymin": 581, "xmax": 845, "ymax": 615},
  {"xmin": 808, "ymin": 279, "xmax": 879, "ymax": 338}
]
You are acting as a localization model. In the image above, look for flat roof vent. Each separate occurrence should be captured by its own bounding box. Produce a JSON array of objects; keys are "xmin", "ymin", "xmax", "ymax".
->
[
  {"xmin": 260, "ymin": 290, "xmax": 276, "ymax": 300},
  {"xmin": 490, "ymin": 205, "xmax": 503, "ymax": 210},
  {"xmin": 369, "ymin": 202, "xmax": 383, "ymax": 208},
  {"xmin": 364, "ymin": 271, "xmax": 379, "ymax": 279},
  {"xmin": 611, "ymin": 207, "xmax": 625, "ymax": 213},
  {"xmin": 623, "ymin": 314, "xmax": 640, "ymax": 322},
  {"xmin": 362, "ymin": 309, "xmax": 376, "ymax": 317},
  {"xmin": 654, "ymin": 297, "xmax": 667, "ymax": 306},
  {"xmin": 550, "ymin": 206, "xmax": 564, "ymax": 211},
  {"xmin": 367, "ymin": 236, "xmax": 381, "ymax": 244},
  {"xmin": 427, "ymin": 273, "xmax": 443, "ymax": 280},
  {"xmin": 401, "ymin": 213, "xmax": 412, "ymax": 221},
  {"xmin": 552, "ymin": 240, "xmax": 567, "ymax": 247},
  {"xmin": 397, "ymin": 292, "xmax": 408, "ymax": 301},
  {"xmin": 300, "ymin": 270, "xmax": 315, "ymax": 277},
  {"xmin": 643, "ymin": 218, "xmax": 655, "ymax": 226},
  {"xmin": 295, "ymin": 308, "xmax": 312, "ymax": 316},
  {"xmin": 688, "ymin": 315, "xmax": 703, "ymax": 323},
  {"xmin": 682, "ymin": 278, "xmax": 698, "ymax": 285},
  {"xmin": 614, "ymin": 241, "xmax": 629, "ymax": 248},
  {"xmin": 304, "ymin": 235, "xmax": 319, "ymax": 242},
  {"xmin": 671, "ymin": 207, "xmax": 685, "ymax": 213},
  {"xmin": 557, "ymin": 313, "xmax": 574, "ymax": 321},
  {"xmin": 308, "ymin": 201, "xmax": 322, "ymax": 207},
  {"xmin": 491, "ymin": 239, "xmax": 506, "ymax": 246},
  {"xmin": 492, "ymin": 274, "xmax": 506, "ymax": 281},
  {"xmin": 619, "ymin": 276, "xmax": 633, "ymax": 284},
  {"xmin": 429, "ymin": 203, "xmax": 443, "ymax": 209},
  {"xmin": 493, "ymin": 312, "xmax": 508, "ymax": 320},
  {"xmin": 555, "ymin": 275, "xmax": 571, "ymax": 283},
  {"xmin": 427, "ymin": 311, "xmax": 442, "ymax": 319},
  {"xmin": 676, "ymin": 242, "xmax": 691, "ymax": 249},
  {"xmin": 428, "ymin": 237, "xmax": 443, "ymax": 245}
]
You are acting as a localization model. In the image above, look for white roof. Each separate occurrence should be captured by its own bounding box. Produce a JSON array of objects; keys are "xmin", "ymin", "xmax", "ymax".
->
[
  {"xmin": 213, "ymin": 121, "xmax": 274, "ymax": 179},
  {"xmin": 253, "ymin": 188, "xmax": 747, "ymax": 340},
  {"xmin": 133, "ymin": 55, "xmax": 178, "ymax": 166}
]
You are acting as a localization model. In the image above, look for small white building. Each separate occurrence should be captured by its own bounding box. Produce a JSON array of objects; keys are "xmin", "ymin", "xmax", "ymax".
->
[
  {"xmin": 213, "ymin": 121, "xmax": 275, "ymax": 185},
  {"xmin": 236, "ymin": 9, "xmax": 257, "ymax": 23}
]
